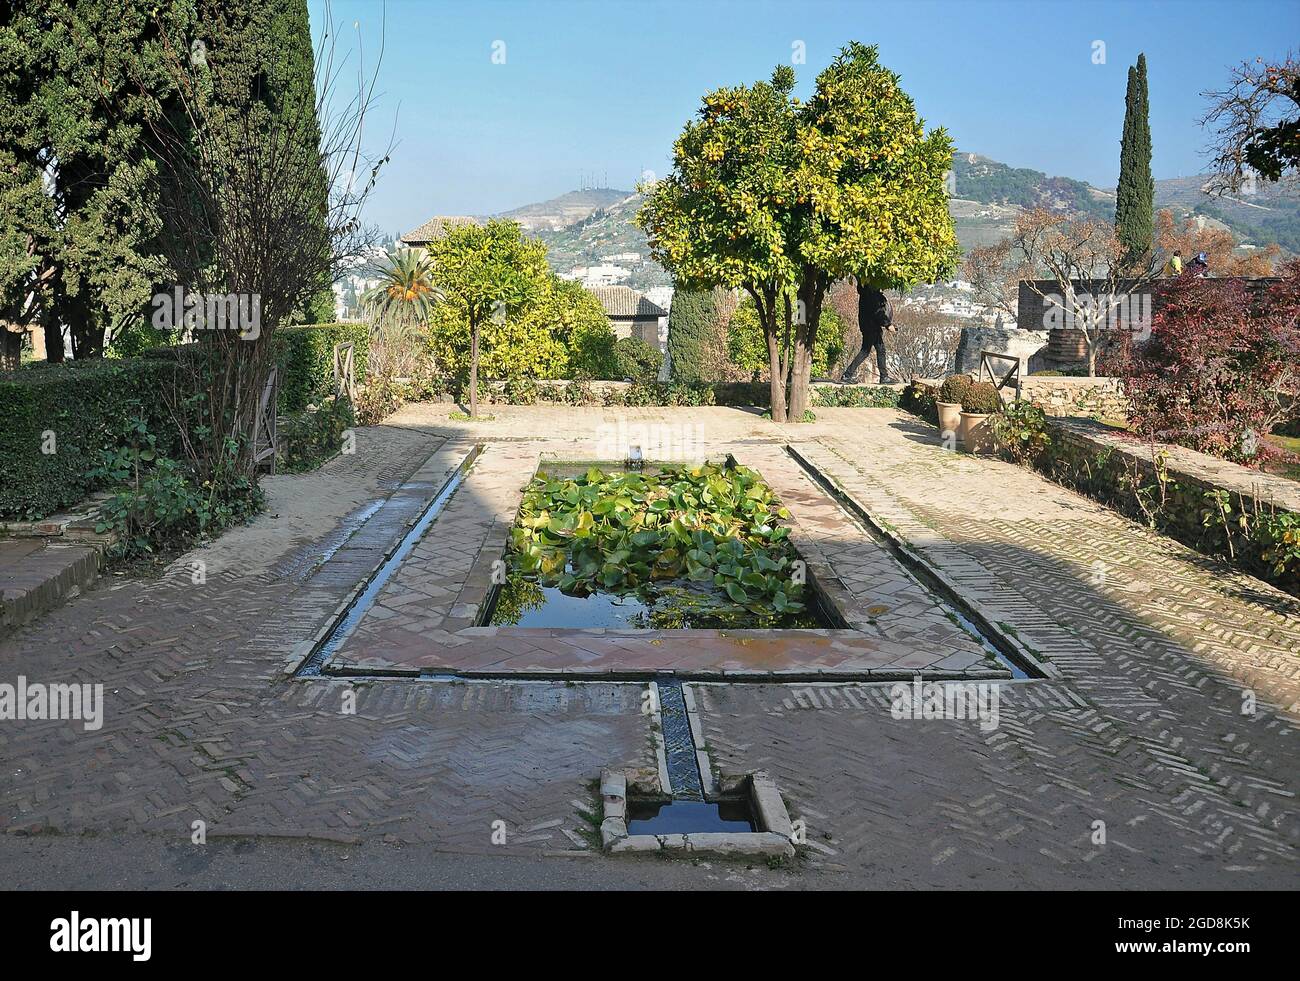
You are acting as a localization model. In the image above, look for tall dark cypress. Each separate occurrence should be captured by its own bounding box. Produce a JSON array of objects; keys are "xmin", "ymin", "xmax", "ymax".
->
[
  {"xmin": 666, "ymin": 288, "xmax": 719, "ymax": 383},
  {"xmin": 1115, "ymin": 53, "xmax": 1154, "ymax": 264}
]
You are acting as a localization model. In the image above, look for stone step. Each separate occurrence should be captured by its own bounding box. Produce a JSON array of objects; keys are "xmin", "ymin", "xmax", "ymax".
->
[{"xmin": 0, "ymin": 540, "xmax": 101, "ymax": 638}]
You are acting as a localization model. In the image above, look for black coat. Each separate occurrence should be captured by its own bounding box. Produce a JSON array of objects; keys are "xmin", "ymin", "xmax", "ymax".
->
[{"xmin": 857, "ymin": 285, "xmax": 893, "ymax": 344}]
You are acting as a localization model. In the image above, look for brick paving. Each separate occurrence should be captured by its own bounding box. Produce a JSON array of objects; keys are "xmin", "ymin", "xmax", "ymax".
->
[
  {"xmin": 0, "ymin": 404, "xmax": 1296, "ymax": 887},
  {"xmin": 328, "ymin": 438, "xmax": 1001, "ymax": 678}
]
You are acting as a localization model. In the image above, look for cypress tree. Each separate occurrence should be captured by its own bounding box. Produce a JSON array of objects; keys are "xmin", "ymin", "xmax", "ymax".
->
[
  {"xmin": 666, "ymin": 288, "xmax": 718, "ymax": 383},
  {"xmin": 1116, "ymin": 53, "xmax": 1154, "ymax": 264}
]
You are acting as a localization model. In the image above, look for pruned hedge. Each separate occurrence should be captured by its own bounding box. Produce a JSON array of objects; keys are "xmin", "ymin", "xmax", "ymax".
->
[
  {"xmin": 710, "ymin": 381, "xmax": 901, "ymax": 409},
  {"xmin": 1, "ymin": 323, "xmax": 370, "ymax": 521},
  {"xmin": 0, "ymin": 358, "xmax": 181, "ymax": 520},
  {"xmin": 274, "ymin": 322, "xmax": 369, "ymax": 413}
]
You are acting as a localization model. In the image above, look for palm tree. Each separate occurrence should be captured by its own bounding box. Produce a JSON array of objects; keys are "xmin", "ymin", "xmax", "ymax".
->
[{"xmin": 361, "ymin": 249, "xmax": 440, "ymax": 324}]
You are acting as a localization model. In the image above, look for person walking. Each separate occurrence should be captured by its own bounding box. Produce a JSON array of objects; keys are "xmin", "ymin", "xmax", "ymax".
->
[{"xmin": 845, "ymin": 280, "xmax": 896, "ymax": 384}]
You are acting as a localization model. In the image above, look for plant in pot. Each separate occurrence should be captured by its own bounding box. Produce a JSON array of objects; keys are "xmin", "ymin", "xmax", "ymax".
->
[
  {"xmin": 959, "ymin": 381, "xmax": 1002, "ymax": 453},
  {"xmin": 936, "ymin": 375, "xmax": 973, "ymax": 443}
]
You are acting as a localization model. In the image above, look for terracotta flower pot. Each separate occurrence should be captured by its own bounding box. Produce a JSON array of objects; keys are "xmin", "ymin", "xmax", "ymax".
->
[
  {"xmin": 937, "ymin": 401, "xmax": 963, "ymax": 442},
  {"xmin": 959, "ymin": 411, "xmax": 992, "ymax": 453}
]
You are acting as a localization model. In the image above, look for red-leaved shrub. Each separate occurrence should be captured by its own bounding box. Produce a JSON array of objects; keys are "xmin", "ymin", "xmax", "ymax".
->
[{"xmin": 1118, "ymin": 261, "xmax": 1300, "ymax": 461}]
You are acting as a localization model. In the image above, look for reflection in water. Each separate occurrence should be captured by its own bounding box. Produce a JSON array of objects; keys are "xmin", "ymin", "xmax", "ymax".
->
[{"xmin": 490, "ymin": 572, "xmax": 824, "ymax": 629}]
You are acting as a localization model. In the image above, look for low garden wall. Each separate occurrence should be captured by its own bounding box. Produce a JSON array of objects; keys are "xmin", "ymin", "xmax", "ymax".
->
[
  {"xmin": 1018, "ymin": 376, "xmax": 1126, "ymax": 420},
  {"xmin": 898, "ymin": 379, "xmax": 1299, "ymax": 596},
  {"xmin": 459, "ymin": 379, "xmax": 903, "ymax": 409},
  {"xmin": 910, "ymin": 375, "xmax": 1126, "ymax": 420},
  {"xmin": 1037, "ymin": 419, "xmax": 1299, "ymax": 595}
]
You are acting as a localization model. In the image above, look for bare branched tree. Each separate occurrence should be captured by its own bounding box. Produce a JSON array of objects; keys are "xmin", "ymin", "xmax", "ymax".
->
[
  {"xmin": 962, "ymin": 241, "xmax": 1031, "ymax": 321},
  {"xmin": 139, "ymin": 0, "xmax": 391, "ymax": 486},
  {"xmin": 1010, "ymin": 209, "xmax": 1161, "ymax": 376},
  {"xmin": 1201, "ymin": 53, "xmax": 1299, "ymax": 194},
  {"xmin": 885, "ymin": 303, "xmax": 963, "ymax": 381}
]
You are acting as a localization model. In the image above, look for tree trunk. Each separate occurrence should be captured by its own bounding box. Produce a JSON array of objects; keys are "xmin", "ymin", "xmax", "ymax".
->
[
  {"xmin": 788, "ymin": 277, "xmax": 824, "ymax": 421},
  {"xmin": 0, "ymin": 325, "xmax": 21, "ymax": 371},
  {"xmin": 766, "ymin": 327, "xmax": 787, "ymax": 423},
  {"xmin": 469, "ymin": 318, "xmax": 480, "ymax": 417},
  {"xmin": 43, "ymin": 321, "xmax": 63, "ymax": 362}
]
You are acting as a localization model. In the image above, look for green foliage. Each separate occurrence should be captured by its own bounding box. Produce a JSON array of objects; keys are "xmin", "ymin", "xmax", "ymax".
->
[
  {"xmin": 2, "ymin": 1, "xmax": 178, "ymax": 358},
  {"xmin": 726, "ymin": 297, "xmax": 844, "ymax": 377},
  {"xmin": 666, "ymin": 289, "xmax": 719, "ymax": 383},
  {"xmin": 0, "ymin": 358, "xmax": 179, "ymax": 520},
  {"xmin": 811, "ymin": 385, "xmax": 901, "ymax": 408},
  {"xmin": 637, "ymin": 42, "xmax": 959, "ymax": 418},
  {"xmin": 279, "ymin": 397, "xmax": 355, "ymax": 472},
  {"xmin": 362, "ymin": 249, "xmax": 438, "ymax": 323},
  {"xmin": 613, "ymin": 336, "xmax": 663, "ymax": 382},
  {"xmin": 274, "ymin": 322, "xmax": 370, "ymax": 413},
  {"xmin": 1116, "ymin": 54, "xmax": 1154, "ymax": 262},
  {"xmin": 426, "ymin": 222, "xmax": 619, "ymax": 383},
  {"xmin": 960, "ymin": 381, "xmax": 1003, "ymax": 414},
  {"xmin": 900, "ymin": 380, "xmax": 939, "ymax": 423},
  {"xmin": 505, "ymin": 462, "xmax": 811, "ymax": 627},
  {"xmin": 950, "ymin": 153, "xmax": 1112, "ymax": 220},
  {"xmin": 990, "ymin": 400, "xmax": 1052, "ymax": 464},
  {"xmin": 502, "ymin": 377, "xmax": 539, "ymax": 405},
  {"xmin": 89, "ymin": 415, "xmax": 262, "ymax": 559},
  {"xmin": 1256, "ymin": 511, "xmax": 1300, "ymax": 580},
  {"xmin": 546, "ymin": 279, "xmax": 620, "ymax": 379},
  {"xmin": 937, "ymin": 375, "xmax": 973, "ymax": 404},
  {"xmin": 614, "ymin": 380, "xmax": 716, "ymax": 407}
]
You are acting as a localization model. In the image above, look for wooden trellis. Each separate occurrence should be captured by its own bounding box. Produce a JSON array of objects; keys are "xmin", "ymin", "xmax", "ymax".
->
[
  {"xmin": 979, "ymin": 350, "xmax": 1022, "ymax": 401},
  {"xmin": 333, "ymin": 341, "xmax": 356, "ymax": 404},
  {"xmin": 252, "ymin": 365, "xmax": 278, "ymax": 474}
]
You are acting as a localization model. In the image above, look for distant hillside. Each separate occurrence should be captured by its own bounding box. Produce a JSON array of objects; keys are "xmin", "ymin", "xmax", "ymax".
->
[
  {"xmin": 533, "ymin": 193, "xmax": 671, "ymax": 289},
  {"xmin": 1153, "ymin": 175, "xmax": 1300, "ymax": 253},
  {"xmin": 951, "ymin": 152, "xmax": 1114, "ymax": 219},
  {"xmin": 499, "ymin": 187, "xmax": 632, "ymax": 232},
  {"xmin": 501, "ymin": 153, "xmax": 1300, "ymax": 286}
]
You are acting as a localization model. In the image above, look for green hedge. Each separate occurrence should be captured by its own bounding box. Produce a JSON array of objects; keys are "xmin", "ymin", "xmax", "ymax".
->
[
  {"xmin": 710, "ymin": 382, "xmax": 900, "ymax": 409},
  {"xmin": 0, "ymin": 358, "xmax": 181, "ymax": 520},
  {"xmin": 274, "ymin": 322, "xmax": 369, "ymax": 413}
]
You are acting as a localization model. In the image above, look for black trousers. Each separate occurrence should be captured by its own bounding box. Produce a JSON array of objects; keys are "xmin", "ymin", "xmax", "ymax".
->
[{"xmin": 845, "ymin": 329, "xmax": 889, "ymax": 382}]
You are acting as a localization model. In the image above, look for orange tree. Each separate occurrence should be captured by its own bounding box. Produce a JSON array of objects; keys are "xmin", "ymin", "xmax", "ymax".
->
[{"xmin": 638, "ymin": 43, "xmax": 957, "ymax": 420}]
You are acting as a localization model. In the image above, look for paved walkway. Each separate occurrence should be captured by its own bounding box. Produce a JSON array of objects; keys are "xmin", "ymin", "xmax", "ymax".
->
[{"xmin": 0, "ymin": 405, "xmax": 1295, "ymax": 887}]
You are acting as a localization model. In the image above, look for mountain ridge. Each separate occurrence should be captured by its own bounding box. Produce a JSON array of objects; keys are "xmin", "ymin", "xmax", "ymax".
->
[{"xmin": 480, "ymin": 151, "xmax": 1300, "ymax": 286}]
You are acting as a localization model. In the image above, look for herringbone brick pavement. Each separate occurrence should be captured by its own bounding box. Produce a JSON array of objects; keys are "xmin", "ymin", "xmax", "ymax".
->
[{"xmin": 1, "ymin": 407, "xmax": 1296, "ymax": 887}]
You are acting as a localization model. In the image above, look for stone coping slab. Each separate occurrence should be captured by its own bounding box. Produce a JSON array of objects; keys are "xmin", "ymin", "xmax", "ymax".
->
[
  {"xmin": 599, "ymin": 767, "xmax": 797, "ymax": 858},
  {"xmin": 1053, "ymin": 417, "xmax": 1300, "ymax": 513},
  {"xmin": 312, "ymin": 439, "xmax": 1006, "ymax": 679}
]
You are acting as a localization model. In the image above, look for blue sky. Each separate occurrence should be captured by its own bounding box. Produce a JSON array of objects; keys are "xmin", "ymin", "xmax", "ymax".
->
[{"xmin": 311, "ymin": 0, "xmax": 1298, "ymax": 236}]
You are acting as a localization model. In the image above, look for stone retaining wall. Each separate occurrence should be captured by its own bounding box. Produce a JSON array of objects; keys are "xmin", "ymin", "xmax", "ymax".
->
[
  {"xmin": 1018, "ymin": 376, "xmax": 1127, "ymax": 420},
  {"xmin": 1038, "ymin": 418, "xmax": 1299, "ymax": 595},
  {"xmin": 910, "ymin": 376, "xmax": 1127, "ymax": 420}
]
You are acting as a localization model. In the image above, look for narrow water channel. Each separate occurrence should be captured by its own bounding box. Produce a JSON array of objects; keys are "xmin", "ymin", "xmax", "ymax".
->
[
  {"xmin": 654, "ymin": 678, "xmax": 704, "ymax": 800},
  {"xmin": 296, "ymin": 445, "xmax": 485, "ymax": 676}
]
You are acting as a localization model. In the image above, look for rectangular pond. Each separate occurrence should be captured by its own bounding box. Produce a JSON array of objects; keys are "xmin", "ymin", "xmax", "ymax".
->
[{"xmin": 485, "ymin": 460, "xmax": 837, "ymax": 630}]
